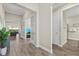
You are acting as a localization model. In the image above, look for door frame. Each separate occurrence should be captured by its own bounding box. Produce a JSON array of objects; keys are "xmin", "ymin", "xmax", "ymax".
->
[
  {"xmin": 15, "ymin": 3, "xmax": 39, "ymax": 47},
  {"xmin": 60, "ymin": 4, "xmax": 79, "ymax": 46}
]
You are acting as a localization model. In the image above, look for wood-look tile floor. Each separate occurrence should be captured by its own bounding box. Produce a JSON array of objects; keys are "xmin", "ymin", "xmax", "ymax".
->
[
  {"xmin": 53, "ymin": 39, "xmax": 79, "ymax": 56},
  {"xmin": 9, "ymin": 36, "xmax": 50, "ymax": 56}
]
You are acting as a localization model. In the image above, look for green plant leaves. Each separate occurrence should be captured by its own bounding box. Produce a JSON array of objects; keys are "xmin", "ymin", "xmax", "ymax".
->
[{"xmin": 0, "ymin": 27, "xmax": 10, "ymax": 47}]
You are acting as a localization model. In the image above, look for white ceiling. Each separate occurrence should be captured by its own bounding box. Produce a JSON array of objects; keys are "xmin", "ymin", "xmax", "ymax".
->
[
  {"xmin": 3, "ymin": 3, "xmax": 31, "ymax": 16},
  {"xmin": 64, "ymin": 5, "xmax": 79, "ymax": 18},
  {"xmin": 53, "ymin": 3, "xmax": 66, "ymax": 10}
]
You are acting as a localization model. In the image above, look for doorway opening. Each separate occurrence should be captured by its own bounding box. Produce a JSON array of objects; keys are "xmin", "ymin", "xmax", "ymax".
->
[
  {"xmin": 2, "ymin": 3, "xmax": 39, "ymax": 56},
  {"xmin": 53, "ymin": 4, "xmax": 79, "ymax": 56}
]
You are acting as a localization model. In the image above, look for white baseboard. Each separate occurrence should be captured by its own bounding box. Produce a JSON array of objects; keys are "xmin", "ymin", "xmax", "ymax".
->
[
  {"xmin": 39, "ymin": 45, "xmax": 52, "ymax": 54},
  {"xmin": 53, "ymin": 40, "xmax": 67, "ymax": 47},
  {"xmin": 60, "ymin": 39, "xmax": 67, "ymax": 47},
  {"xmin": 30, "ymin": 40, "xmax": 39, "ymax": 48},
  {"xmin": 30, "ymin": 40, "xmax": 52, "ymax": 54},
  {"xmin": 69, "ymin": 38, "xmax": 79, "ymax": 41},
  {"xmin": 53, "ymin": 43, "xmax": 63, "ymax": 47}
]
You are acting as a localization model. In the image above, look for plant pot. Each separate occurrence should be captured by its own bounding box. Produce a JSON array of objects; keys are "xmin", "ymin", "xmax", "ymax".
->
[
  {"xmin": 0, "ymin": 48, "xmax": 1, "ymax": 54},
  {"xmin": 1, "ymin": 47, "xmax": 7, "ymax": 55}
]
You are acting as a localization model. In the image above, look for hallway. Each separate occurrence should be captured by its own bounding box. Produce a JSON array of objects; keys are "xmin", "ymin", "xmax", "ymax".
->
[
  {"xmin": 0, "ymin": 3, "xmax": 52, "ymax": 56},
  {"xmin": 9, "ymin": 34, "xmax": 50, "ymax": 56}
]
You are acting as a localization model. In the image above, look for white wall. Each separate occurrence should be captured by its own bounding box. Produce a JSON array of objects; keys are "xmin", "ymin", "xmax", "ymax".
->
[
  {"xmin": 52, "ymin": 4, "xmax": 77, "ymax": 47},
  {"xmin": 67, "ymin": 16, "xmax": 79, "ymax": 26},
  {"xmin": 67, "ymin": 16, "xmax": 79, "ymax": 40},
  {"xmin": 25, "ymin": 18, "xmax": 31, "ymax": 28},
  {"xmin": 39, "ymin": 3, "xmax": 52, "ymax": 53},
  {"xmin": 0, "ymin": 4, "xmax": 5, "ymax": 29},
  {"xmin": 5, "ymin": 13, "xmax": 22, "ymax": 29},
  {"xmin": 31, "ymin": 13, "xmax": 37, "ymax": 46},
  {"xmin": 18, "ymin": 3, "xmax": 39, "ymax": 12},
  {"xmin": 20, "ymin": 17, "xmax": 25, "ymax": 39},
  {"xmin": 53, "ymin": 10, "xmax": 61, "ymax": 46}
]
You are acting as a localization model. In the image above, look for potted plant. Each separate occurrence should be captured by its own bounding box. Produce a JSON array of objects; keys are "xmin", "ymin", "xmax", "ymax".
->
[{"xmin": 0, "ymin": 27, "xmax": 10, "ymax": 55}]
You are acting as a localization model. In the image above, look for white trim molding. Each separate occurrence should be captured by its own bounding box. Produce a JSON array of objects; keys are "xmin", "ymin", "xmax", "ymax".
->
[
  {"xmin": 36, "ymin": 11, "xmax": 39, "ymax": 48},
  {"xmin": 69, "ymin": 38, "xmax": 79, "ymax": 41},
  {"xmin": 60, "ymin": 4, "xmax": 79, "ymax": 47},
  {"xmin": 39, "ymin": 45, "xmax": 52, "ymax": 54},
  {"xmin": 30, "ymin": 39, "xmax": 39, "ymax": 48},
  {"xmin": 50, "ymin": 4, "xmax": 53, "ymax": 54}
]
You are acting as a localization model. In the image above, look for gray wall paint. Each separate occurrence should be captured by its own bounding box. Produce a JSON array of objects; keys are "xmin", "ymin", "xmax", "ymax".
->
[
  {"xmin": 53, "ymin": 10, "xmax": 61, "ymax": 46},
  {"xmin": 39, "ymin": 3, "xmax": 52, "ymax": 53}
]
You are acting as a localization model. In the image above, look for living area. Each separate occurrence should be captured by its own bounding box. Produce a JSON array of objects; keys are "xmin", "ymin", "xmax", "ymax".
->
[{"xmin": 0, "ymin": 3, "xmax": 34, "ymax": 56}]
